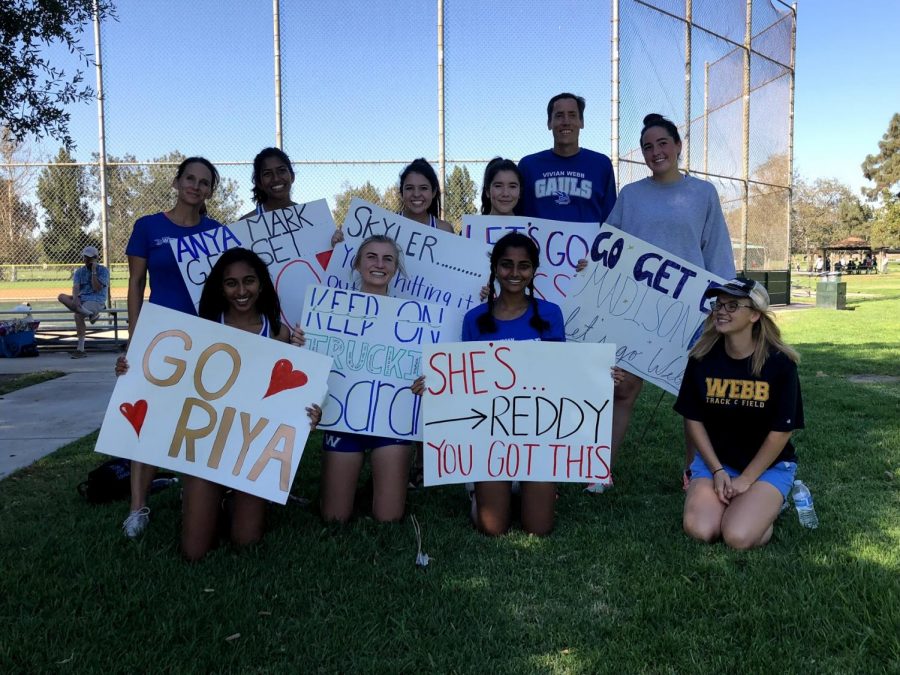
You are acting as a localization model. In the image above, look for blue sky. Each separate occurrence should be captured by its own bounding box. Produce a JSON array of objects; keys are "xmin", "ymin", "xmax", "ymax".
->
[{"xmin": 30, "ymin": 0, "xmax": 900, "ymax": 209}]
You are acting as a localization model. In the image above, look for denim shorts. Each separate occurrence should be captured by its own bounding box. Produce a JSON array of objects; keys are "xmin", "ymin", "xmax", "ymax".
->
[
  {"xmin": 690, "ymin": 454, "xmax": 797, "ymax": 499},
  {"xmin": 322, "ymin": 431, "xmax": 411, "ymax": 453}
]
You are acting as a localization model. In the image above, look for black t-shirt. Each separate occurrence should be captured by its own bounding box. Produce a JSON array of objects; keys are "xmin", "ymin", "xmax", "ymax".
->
[{"xmin": 674, "ymin": 340, "xmax": 804, "ymax": 471}]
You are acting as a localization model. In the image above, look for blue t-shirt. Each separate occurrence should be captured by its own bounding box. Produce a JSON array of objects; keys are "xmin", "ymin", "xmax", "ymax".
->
[
  {"xmin": 462, "ymin": 298, "xmax": 566, "ymax": 342},
  {"xmin": 73, "ymin": 264, "xmax": 109, "ymax": 304},
  {"xmin": 518, "ymin": 148, "xmax": 617, "ymax": 224},
  {"xmin": 125, "ymin": 212, "xmax": 222, "ymax": 315}
]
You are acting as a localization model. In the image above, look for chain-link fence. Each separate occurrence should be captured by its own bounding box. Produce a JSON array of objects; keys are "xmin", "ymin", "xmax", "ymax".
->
[{"xmin": 0, "ymin": 0, "xmax": 794, "ymax": 305}]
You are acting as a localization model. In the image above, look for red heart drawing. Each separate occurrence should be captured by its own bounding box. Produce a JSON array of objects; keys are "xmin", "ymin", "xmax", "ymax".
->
[
  {"xmin": 264, "ymin": 359, "xmax": 308, "ymax": 398},
  {"xmin": 120, "ymin": 399, "xmax": 148, "ymax": 436},
  {"xmin": 315, "ymin": 249, "xmax": 334, "ymax": 271}
]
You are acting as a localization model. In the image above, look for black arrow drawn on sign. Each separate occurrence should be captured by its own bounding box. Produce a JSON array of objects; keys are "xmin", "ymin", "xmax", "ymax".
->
[{"xmin": 426, "ymin": 408, "xmax": 487, "ymax": 429}]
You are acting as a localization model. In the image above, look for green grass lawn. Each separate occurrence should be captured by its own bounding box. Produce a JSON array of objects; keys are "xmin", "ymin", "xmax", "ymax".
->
[
  {"xmin": 0, "ymin": 371, "xmax": 64, "ymax": 396},
  {"xmin": 1, "ymin": 276, "xmax": 898, "ymax": 673}
]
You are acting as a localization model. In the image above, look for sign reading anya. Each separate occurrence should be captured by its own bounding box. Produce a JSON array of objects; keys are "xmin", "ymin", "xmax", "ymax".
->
[
  {"xmin": 170, "ymin": 200, "xmax": 337, "ymax": 327},
  {"xmin": 301, "ymin": 284, "xmax": 445, "ymax": 439},
  {"xmin": 421, "ymin": 341, "xmax": 615, "ymax": 486},
  {"xmin": 559, "ymin": 224, "xmax": 727, "ymax": 395},
  {"xmin": 96, "ymin": 303, "xmax": 332, "ymax": 504}
]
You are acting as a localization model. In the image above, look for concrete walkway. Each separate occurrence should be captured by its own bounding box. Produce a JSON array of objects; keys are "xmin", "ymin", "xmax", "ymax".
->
[{"xmin": 0, "ymin": 350, "xmax": 119, "ymax": 480}]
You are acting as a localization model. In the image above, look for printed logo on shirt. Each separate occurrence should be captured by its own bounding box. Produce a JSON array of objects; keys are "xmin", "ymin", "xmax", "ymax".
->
[
  {"xmin": 534, "ymin": 175, "xmax": 593, "ymax": 203},
  {"xmin": 704, "ymin": 377, "xmax": 769, "ymax": 408},
  {"xmin": 323, "ymin": 434, "xmax": 341, "ymax": 449},
  {"xmin": 152, "ymin": 236, "xmax": 172, "ymax": 247}
]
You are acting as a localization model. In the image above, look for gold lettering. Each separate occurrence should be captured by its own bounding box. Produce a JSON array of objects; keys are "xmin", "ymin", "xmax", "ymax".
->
[
  {"xmin": 194, "ymin": 342, "xmax": 241, "ymax": 401},
  {"xmin": 705, "ymin": 378, "xmax": 729, "ymax": 398},
  {"xmin": 232, "ymin": 412, "xmax": 269, "ymax": 476},
  {"xmin": 207, "ymin": 406, "xmax": 236, "ymax": 469},
  {"xmin": 246, "ymin": 424, "xmax": 296, "ymax": 492},
  {"xmin": 168, "ymin": 397, "xmax": 216, "ymax": 462},
  {"xmin": 143, "ymin": 329, "xmax": 190, "ymax": 386}
]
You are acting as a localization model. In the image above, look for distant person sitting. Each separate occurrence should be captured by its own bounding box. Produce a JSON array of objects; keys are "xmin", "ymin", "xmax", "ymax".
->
[{"xmin": 57, "ymin": 246, "xmax": 109, "ymax": 358}]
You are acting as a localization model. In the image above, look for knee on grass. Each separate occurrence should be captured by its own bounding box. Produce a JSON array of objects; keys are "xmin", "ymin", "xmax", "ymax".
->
[{"xmin": 683, "ymin": 516, "xmax": 721, "ymax": 543}]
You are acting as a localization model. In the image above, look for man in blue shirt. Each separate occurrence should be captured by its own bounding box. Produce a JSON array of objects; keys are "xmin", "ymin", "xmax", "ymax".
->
[
  {"xmin": 518, "ymin": 93, "xmax": 617, "ymax": 224},
  {"xmin": 57, "ymin": 245, "xmax": 110, "ymax": 358}
]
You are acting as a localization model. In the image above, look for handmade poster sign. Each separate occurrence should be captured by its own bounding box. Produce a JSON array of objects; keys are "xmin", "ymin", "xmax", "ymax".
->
[
  {"xmin": 301, "ymin": 284, "xmax": 445, "ymax": 439},
  {"xmin": 421, "ymin": 341, "xmax": 615, "ymax": 486},
  {"xmin": 559, "ymin": 223, "xmax": 727, "ymax": 395},
  {"xmin": 462, "ymin": 214, "xmax": 592, "ymax": 305},
  {"xmin": 95, "ymin": 303, "xmax": 332, "ymax": 504},
  {"xmin": 170, "ymin": 200, "xmax": 337, "ymax": 326},
  {"xmin": 324, "ymin": 198, "xmax": 491, "ymax": 338}
]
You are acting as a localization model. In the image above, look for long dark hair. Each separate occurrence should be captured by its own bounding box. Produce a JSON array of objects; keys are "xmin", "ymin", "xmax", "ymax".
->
[
  {"xmin": 251, "ymin": 147, "xmax": 295, "ymax": 205},
  {"xmin": 476, "ymin": 232, "xmax": 550, "ymax": 335},
  {"xmin": 199, "ymin": 247, "xmax": 282, "ymax": 336},
  {"xmin": 399, "ymin": 158, "xmax": 442, "ymax": 218},
  {"xmin": 480, "ymin": 157, "xmax": 524, "ymax": 215}
]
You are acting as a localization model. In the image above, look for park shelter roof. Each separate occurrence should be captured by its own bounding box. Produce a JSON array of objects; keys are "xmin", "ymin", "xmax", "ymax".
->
[{"xmin": 824, "ymin": 236, "xmax": 871, "ymax": 251}]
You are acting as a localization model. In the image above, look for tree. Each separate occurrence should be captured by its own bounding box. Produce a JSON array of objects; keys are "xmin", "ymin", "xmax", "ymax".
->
[
  {"xmin": 37, "ymin": 147, "xmax": 94, "ymax": 262},
  {"xmin": 0, "ymin": 1, "xmax": 116, "ymax": 150},
  {"xmin": 869, "ymin": 198, "xmax": 900, "ymax": 250},
  {"xmin": 143, "ymin": 151, "xmax": 241, "ymax": 225},
  {"xmin": 0, "ymin": 129, "xmax": 40, "ymax": 267},
  {"xmin": 791, "ymin": 177, "xmax": 869, "ymax": 254},
  {"xmin": 443, "ymin": 165, "xmax": 477, "ymax": 229},
  {"xmin": 861, "ymin": 113, "xmax": 900, "ymax": 201},
  {"xmin": 331, "ymin": 181, "xmax": 396, "ymax": 227}
]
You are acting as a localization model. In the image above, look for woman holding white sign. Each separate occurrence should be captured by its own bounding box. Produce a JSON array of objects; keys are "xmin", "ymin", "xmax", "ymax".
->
[
  {"xmin": 399, "ymin": 158, "xmax": 454, "ymax": 233},
  {"xmin": 592, "ymin": 113, "xmax": 736, "ymax": 492},
  {"xmin": 122, "ymin": 157, "xmax": 224, "ymax": 538},
  {"xmin": 303, "ymin": 235, "xmax": 422, "ymax": 523},
  {"xmin": 676, "ymin": 278, "xmax": 803, "ymax": 549},
  {"xmin": 480, "ymin": 157, "xmax": 524, "ymax": 216},
  {"xmin": 461, "ymin": 232, "xmax": 565, "ymax": 536},
  {"xmin": 240, "ymin": 147, "xmax": 297, "ymax": 218},
  {"xmin": 116, "ymin": 248, "xmax": 322, "ymax": 560}
]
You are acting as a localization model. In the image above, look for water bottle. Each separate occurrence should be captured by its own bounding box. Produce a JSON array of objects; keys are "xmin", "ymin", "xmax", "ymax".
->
[
  {"xmin": 149, "ymin": 476, "xmax": 179, "ymax": 494},
  {"xmin": 791, "ymin": 480, "xmax": 819, "ymax": 529}
]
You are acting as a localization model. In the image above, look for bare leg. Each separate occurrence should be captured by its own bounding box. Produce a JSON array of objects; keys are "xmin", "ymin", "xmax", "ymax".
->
[
  {"xmin": 720, "ymin": 482, "xmax": 784, "ymax": 550},
  {"xmin": 474, "ymin": 481, "xmax": 512, "ymax": 536},
  {"xmin": 611, "ymin": 371, "xmax": 643, "ymax": 467},
  {"xmin": 520, "ymin": 482, "xmax": 556, "ymax": 536},
  {"xmin": 129, "ymin": 460, "xmax": 157, "ymax": 511},
  {"xmin": 230, "ymin": 491, "xmax": 267, "ymax": 548},
  {"xmin": 181, "ymin": 476, "xmax": 223, "ymax": 562},
  {"xmin": 371, "ymin": 444, "xmax": 411, "ymax": 522},
  {"xmin": 319, "ymin": 451, "xmax": 364, "ymax": 523},
  {"xmin": 74, "ymin": 313, "xmax": 86, "ymax": 348},
  {"xmin": 683, "ymin": 478, "xmax": 726, "ymax": 542}
]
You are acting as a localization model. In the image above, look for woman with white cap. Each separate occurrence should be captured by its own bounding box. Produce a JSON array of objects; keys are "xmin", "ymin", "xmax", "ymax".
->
[{"xmin": 675, "ymin": 278, "xmax": 804, "ymax": 549}]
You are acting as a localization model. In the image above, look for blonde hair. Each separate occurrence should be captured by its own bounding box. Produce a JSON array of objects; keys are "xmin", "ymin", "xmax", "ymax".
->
[{"xmin": 689, "ymin": 301, "xmax": 799, "ymax": 377}]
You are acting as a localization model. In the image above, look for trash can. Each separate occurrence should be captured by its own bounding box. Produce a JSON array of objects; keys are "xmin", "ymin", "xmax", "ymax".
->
[{"xmin": 816, "ymin": 272, "xmax": 847, "ymax": 309}]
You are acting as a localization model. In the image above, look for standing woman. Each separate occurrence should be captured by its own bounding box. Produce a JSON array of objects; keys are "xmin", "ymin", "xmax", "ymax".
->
[
  {"xmin": 122, "ymin": 156, "xmax": 223, "ymax": 538},
  {"xmin": 601, "ymin": 113, "xmax": 736, "ymax": 488},
  {"xmin": 480, "ymin": 157, "xmax": 523, "ymax": 216},
  {"xmin": 398, "ymin": 158, "xmax": 454, "ymax": 232},
  {"xmin": 240, "ymin": 147, "xmax": 297, "ymax": 219},
  {"xmin": 310, "ymin": 235, "xmax": 420, "ymax": 523},
  {"xmin": 677, "ymin": 279, "xmax": 803, "ymax": 549},
  {"xmin": 461, "ymin": 232, "xmax": 565, "ymax": 536}
]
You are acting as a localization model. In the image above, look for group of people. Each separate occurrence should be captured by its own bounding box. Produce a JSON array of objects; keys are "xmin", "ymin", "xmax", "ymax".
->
[{"xmin": 110, "ymin": 92, "xmax": 803, "ymax": 560}]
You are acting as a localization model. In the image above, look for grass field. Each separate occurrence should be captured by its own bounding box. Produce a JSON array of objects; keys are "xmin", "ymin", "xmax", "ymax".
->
[{"xmin": 1, "ymin": 275, "xmax": 898, "ymax": 673}]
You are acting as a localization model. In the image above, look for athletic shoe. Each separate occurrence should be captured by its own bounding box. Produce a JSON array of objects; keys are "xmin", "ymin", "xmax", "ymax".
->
[
  {"xmin": 122, "ymin": 507, "xmax": 150, "ymax": 538},
  {"xmin": 88, "ymin": 310, "xmax": 100, "ymax": 324},
  {"xmin": 584, "ymin": 479, "xmax": 614, "ymax": 494},
  {"xmin": 70, "ymin": 350, "xmax": 87, "ymax": 359}
]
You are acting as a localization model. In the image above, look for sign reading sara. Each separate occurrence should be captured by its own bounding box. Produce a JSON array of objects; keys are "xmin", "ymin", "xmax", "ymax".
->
[
  {"xmin": 301, "ymin": 284, "xmax": 445, "ymax": 439},
  {"xmin": 325, "ymin": 198, "xmax": 491, "ymax": 338},
  {"xmin": 422, "ymin": 341, "xmax": 615, "ymax": 486},
  {"xmin": 462, "ymin": 214, "xmax": 592, "ymax": 305},
  {"xmin": 96, "ymin": 303, "xmax": 332, "ymax": 504},
  {"xmin": 170, "ymin": 200, "xmax": 337, "ymax": 328},
  {"xmin": 560, "ymin": 224, "xmax": 726, "ymax": 395}
]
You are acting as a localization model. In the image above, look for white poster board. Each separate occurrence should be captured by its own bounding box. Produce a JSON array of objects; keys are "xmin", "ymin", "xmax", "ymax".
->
[
  {"xmin": 95, "ymin": 303, "xmax": 332, "ymax": 504},
  {"xmin": 301, "ymin": 285, "xmax": 446, "ymax": 439},
  {"xmin": 462, "ymin": 214, "xmax": 593, "ymax": 305},
  {"xmin": 559, "ymin": 224, "xmax": 727, "ymax": 395},
  {"xmin": 170, "ymin": 200, "xmax": 337, "ymax": 327},
  {"xmin": 324, "ymin": 198, "xmax": 491, "ymax": 338},
  {"xmin": 421, "ymin": 341, "xmax": 615, "ymax": 486}
]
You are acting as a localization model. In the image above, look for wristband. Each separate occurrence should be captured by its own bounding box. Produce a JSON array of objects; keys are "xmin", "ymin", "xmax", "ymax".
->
[{"xmin": 713, "ymin": 467, "xmax": 725, "ymax": 475}]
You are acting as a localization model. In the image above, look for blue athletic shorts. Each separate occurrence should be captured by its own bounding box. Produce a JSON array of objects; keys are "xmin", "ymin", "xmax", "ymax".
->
[
  {"xmin": 690, "ymin": 454, "xmax": 797, "ymax": 499},
  {"xmin": 322, "ymin": 431, "xmax": 412, "ymax": 454}
]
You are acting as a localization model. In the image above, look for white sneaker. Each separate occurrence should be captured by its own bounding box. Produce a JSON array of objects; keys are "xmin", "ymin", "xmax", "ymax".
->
[
  {"xmin": 122, "ymin": 507, "xmax": 150, "ymax": 538},
  {"xmin": 584, "ymin": 479, "xmax": 614, "ymax": 494}
]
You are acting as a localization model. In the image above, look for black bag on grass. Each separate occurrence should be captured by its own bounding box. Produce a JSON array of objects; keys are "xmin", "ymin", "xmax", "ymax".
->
[{"xmin": 77, "ymin": 458, "xmax": 176, "ymax": 504}]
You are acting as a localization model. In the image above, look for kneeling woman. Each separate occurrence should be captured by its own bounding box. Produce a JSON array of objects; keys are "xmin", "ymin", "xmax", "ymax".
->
[
  {"xmin": 462, "ymin": 232, "xmax": 565, "ymax": 536},
  {"xmin": 676, "ymin": 278, "xmax": 804, "ymax": 550}
]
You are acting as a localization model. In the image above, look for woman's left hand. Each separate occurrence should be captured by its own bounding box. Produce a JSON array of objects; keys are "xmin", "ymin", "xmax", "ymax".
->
[
  {"xmin": 610, "ymin": 366, "xmax": 625, "ymax": 386},
  {"xmin": 411, "ymin": 375, "xmax": 426, "ymax": 396},
  {"xmin": 728, "ymin": 474, "xmax": 754, "ymax": 498},
  {"xmin": 290, "ymin": 324, "xmax": 306, "ymax": 347},
  {"xmin": 306, "ymin": 403, "xmax": 322, "ymax": 430}
]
